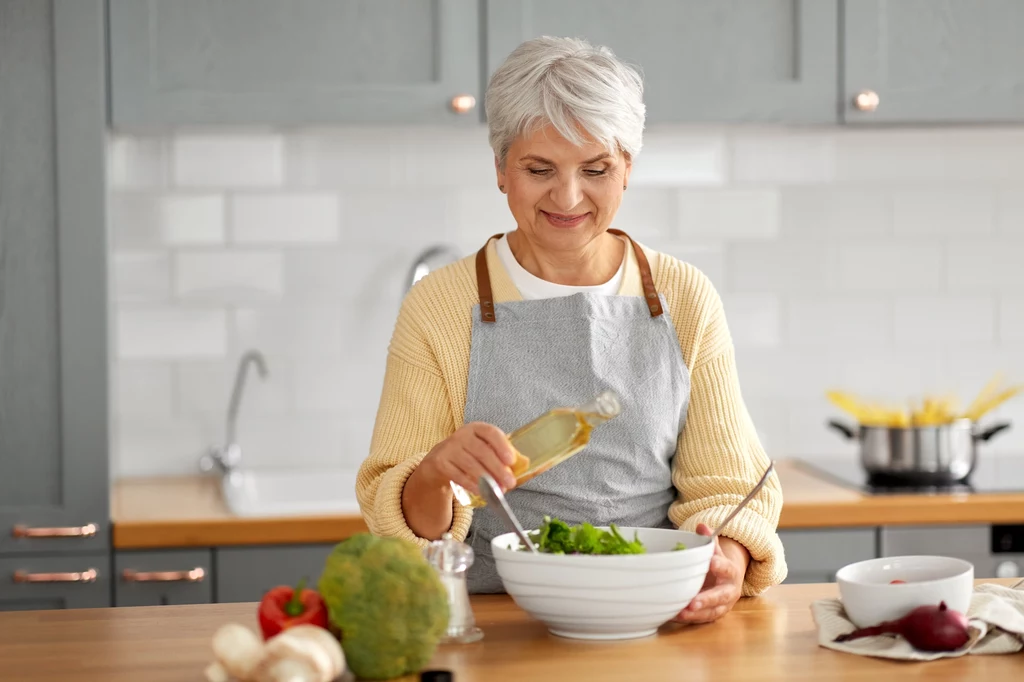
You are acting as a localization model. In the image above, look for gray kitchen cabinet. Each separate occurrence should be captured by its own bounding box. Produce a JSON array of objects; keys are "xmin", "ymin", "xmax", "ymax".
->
[
  {"xmin": 114, "ymin": 550, "xmax": 214, "ymax": 607},
  {"xmin": 0, "ymin": 0, "xmax": 110, "ymax": 560},
  {"xmin": 214, "ymin": 545, "xmax": 336, "ymax": 603},
  {"xmin": 778, "ymin": 528, "xmax": 878, "ymax": 584},
  {"xmin": 486, "ymin": 0, "xmax": 839, "ymax": 124},
  {"xmin": 843, "ymin": 0, "xmax": 1024, "ymax": 124},
  {"xmin": 108, "ymin": 0, "xmax": 481, "ymax": 128},
  {"xmin": 0, "ymin": 554, "xmax": 111, "ymax": 610},
  {"xmin": 881, "ymin": 525, "xmax": 1022, "ymax": 581}
]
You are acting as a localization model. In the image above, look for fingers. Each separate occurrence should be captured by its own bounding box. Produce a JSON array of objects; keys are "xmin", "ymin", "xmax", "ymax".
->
[
  {"xmin": 695, "ymin": 523, "xmax": 712, "ymax": 536},
  {"xmin": 470, "ymin": 423, "xmax": 517, "ymax": 467}
]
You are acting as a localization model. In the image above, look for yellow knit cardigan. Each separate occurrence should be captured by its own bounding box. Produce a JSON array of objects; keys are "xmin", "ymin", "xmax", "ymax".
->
[{"xmin": 355, "ymin": 236, "xmax": 788, "ymax": 596}]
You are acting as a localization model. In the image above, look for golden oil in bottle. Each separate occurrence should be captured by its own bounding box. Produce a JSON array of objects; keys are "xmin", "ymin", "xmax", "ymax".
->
[{"xmin": 451, "ymin": 390, "xmax": 621, "ymax": 508}]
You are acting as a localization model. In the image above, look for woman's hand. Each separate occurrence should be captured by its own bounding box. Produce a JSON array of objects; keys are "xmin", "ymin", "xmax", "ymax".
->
[
  {"xmin": 418, "ymin": 422, "xmax": 520, "ymax": 495},
  {"xmin": 672, "ymin": 523, "xmax": 750, "ymax": 624}
]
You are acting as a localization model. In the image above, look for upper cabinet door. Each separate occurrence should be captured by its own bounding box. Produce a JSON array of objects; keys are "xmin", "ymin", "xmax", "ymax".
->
[
  {"xmin": 108, "ymin": 0, "xmax": 482, "ymax": 128},
  {"xmin": 843, "ymin": 0, "xmax": 1024, "ymax": 124},
  {"xmin": 0, "ymin": 0, "xmax": 109, "ymax": 554},
  {"xmin": 485, "ymin": 0, "xmax": 839, "ymax": 125}
]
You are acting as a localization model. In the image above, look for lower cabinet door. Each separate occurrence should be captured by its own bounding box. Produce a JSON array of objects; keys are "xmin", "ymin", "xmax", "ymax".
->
[
  {"xmin": 114, "ymin": 549, "xmax": 213, "ymax": 606},
  {"xmin": 214, "ymin": 544, "xmax": 336, "ymax": 603},
  {"xmin": 0, "ymin": 553, "xmax": 111, "ymax": 611},
  {"xmin": 778, "ymin": 528, "xmax": 878, "ymax": 584}
]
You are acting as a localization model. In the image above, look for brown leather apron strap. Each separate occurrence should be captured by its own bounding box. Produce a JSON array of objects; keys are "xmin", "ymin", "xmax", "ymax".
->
[
  {"xmin": 476, "ymin": 233, "xmax": 504, "ymax": 323},
  {"xmin": 475, "ymin": 229, "xmax": 663, "ymax": 323},
  {"xmin": 607, "ymin": 228, "xmax": 662, "ymax": 318}
]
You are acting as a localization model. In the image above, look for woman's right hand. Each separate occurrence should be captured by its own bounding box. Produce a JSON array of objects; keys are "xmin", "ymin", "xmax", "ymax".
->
[{"xmin": 419, "ymin": 422, "xmax": 522, "ymax": 495}]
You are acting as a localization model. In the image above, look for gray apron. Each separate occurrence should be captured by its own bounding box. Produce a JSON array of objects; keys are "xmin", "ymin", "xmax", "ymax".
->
[{"xmin": 464, "ymin": 230, "xmax": 692, "ymax": 593}]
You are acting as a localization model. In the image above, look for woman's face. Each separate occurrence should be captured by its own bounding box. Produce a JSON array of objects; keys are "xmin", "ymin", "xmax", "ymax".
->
[{"xmin": 496, "ymin": 123, "xmax": 631, "ymax": 254}]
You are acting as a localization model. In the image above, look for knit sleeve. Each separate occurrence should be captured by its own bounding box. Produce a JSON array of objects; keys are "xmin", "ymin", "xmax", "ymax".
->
[
  {"xmin": 662, "ymin": 264, "xmax": 788, "ymax": 596},
  {"xmin": 353, "ymin": 301, "xmax": 473, "ymax": 548}
]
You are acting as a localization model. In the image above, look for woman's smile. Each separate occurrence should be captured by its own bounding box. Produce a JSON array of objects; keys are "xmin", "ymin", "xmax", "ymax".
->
[{"xmin": 541, "ymin": 210, "xmax": 590, "ymax": 228}]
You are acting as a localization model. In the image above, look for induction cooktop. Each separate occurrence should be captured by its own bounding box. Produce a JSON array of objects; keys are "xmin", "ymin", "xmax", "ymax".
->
[{"xmin": 795, "ymin": 456, "xmax": 1024, "ymax": 495}]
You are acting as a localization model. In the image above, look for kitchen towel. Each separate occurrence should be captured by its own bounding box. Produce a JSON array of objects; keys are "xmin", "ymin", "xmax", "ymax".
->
[{"xmin": 811, "ymin": 583, "xmax": 1024, "ymax": 660}]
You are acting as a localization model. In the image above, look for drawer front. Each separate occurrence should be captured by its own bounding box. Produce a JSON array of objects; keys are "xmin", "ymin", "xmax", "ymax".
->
[
  {"xmin": 114, "ymin": 549, "xmax": 213, "ymax": 606},
  {"xmin": 215, "ymin": 545, "xmax": 335, "ymax": 603},
  {"xmin": 0, "ymin": 553, "xmax": 111, "ymax": 610},
  {"xmin": 881, "ymin": 525, "xmax": 1024, "ymax": 580},
  {"xmin": 779, "ymin": 528, "xmax": 877, "ymax": 584}
]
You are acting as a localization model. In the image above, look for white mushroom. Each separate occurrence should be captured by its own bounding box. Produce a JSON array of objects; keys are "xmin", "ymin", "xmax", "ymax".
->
[
  {"xmin": 205, "ymin": 623, "xmax": 264, "ymax": 682},
  {"xmin": 253, "ymin": 625, "xmax": 346, "ymax": 682}
]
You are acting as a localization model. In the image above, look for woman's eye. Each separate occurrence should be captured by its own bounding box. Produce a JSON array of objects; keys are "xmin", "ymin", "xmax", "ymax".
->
[
  {"xmin": 584, "ymin": 169, "xmax": 607, "ymax": 176},
  {"xmin": 528, "ymin": 168, "xmax": 552, "ymax": 176}
]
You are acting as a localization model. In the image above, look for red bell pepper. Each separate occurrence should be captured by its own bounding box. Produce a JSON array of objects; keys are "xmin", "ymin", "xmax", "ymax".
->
[{"xmin": 257, "ymin": 577, "xmax": 329, "ymax": 640}]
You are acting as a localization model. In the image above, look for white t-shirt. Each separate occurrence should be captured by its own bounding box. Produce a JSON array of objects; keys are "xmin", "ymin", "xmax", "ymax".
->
[{"xmin": 495, "ymin": 234, "xmax": 626, "ymax": 301}]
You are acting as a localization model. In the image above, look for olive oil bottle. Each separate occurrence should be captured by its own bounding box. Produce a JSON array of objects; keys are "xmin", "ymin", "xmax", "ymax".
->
[{"xmin": 451, "ymin": 390, "xmax": 622, "ymax": 508}]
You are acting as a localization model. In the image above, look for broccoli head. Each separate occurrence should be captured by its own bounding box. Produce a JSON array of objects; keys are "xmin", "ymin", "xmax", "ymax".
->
[{"xmin": 317, "ymin": 533, "xmax": 449, "ymax": 680}]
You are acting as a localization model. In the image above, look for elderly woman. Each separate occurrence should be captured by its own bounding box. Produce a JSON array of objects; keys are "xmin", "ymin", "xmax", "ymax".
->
[{"xmin": 356, "ymin": 36, "xmax": 787, "ymax": 623}]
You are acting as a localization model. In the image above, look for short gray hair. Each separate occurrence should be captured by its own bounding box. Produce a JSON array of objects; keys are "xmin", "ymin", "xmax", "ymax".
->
[{"xmin": 485, "ymin": 36, "xmax": 646, "ymax": 166}]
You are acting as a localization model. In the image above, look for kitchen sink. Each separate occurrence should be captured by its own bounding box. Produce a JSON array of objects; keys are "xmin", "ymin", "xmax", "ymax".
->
[{"xmin": 221, "ymin": 467, "xmax": 363, "ymax": 518}]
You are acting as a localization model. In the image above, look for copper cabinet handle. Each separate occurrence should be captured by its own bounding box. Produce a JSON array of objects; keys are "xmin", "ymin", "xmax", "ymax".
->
[
  {"xmin": 13, "ymin": 568, "xmax": 98, "ymax": 583},
  {"xmin": 450, "ymin": 94, "xmax": 476, "ymax": 113},
  {"xmin": 853, "ymin": 90, "xmax": 880, "ymax": 112},
  {"xmin": 121, "ymin": 568, "xmax": 205, "ymax": 583},
  {"xmin": 12, "ymin": 523, "xmax": 98, "ymax": 538}
]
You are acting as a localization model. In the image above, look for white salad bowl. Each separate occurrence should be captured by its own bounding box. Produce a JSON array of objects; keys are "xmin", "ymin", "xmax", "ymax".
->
[
  {"xmin": 491, "ymin": 526, "xmax": 715, "ymax": 640},
  {"xmin": 836, "ymin": 555, "xmax": 974, "ymax": 629}
]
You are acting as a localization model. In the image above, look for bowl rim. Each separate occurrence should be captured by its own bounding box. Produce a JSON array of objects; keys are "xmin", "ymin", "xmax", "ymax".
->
[
  {"xmin": 490, "ymin": 526, "xmax": 715, "ymax": 563},
  {"xmin": 835, "ymin": 555, "xmax": 974, "ymax": 587}
]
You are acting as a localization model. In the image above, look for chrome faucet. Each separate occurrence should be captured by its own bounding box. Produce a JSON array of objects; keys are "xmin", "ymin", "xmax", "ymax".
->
[
  {"xmin": 406, "ymin": 244, "xmax": 462, "ymax": 292},
  {"xmin": 199, "ymin": 349, "xmax": 269, "ymax": 475}
]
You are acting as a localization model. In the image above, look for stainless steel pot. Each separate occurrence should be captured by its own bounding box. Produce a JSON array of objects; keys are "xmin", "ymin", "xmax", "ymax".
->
[{"xmin": 827, "ymin": 418, "xmax": 1011, "ymax": 484}]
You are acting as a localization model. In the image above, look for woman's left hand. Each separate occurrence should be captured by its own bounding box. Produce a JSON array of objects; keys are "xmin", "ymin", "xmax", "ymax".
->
[{"xmin": 672, "ymin": 523, "xmax": 748, "ymax": 624}]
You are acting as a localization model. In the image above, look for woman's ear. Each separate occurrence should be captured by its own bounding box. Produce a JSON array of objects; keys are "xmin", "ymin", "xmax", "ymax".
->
[
  {"xmin": 622, "ymin": 152, "xmax": 633, "ymax": 190},
  {"xmin": 494, "ymin": 155, "xmax": 507, "ymax": 193}
]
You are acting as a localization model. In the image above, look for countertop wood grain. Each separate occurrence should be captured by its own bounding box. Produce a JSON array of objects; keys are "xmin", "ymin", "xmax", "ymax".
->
[
  {"xmin": 1, "ymin": 578, "xmax": 1019, "ymax": 682},
  {"xmin": 110, "ymin": 459, "xmax": 1024, "ymax": 549}
]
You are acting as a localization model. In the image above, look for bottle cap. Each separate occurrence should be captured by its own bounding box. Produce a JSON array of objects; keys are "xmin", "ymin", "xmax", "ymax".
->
[{"xmin": 420, "ymin": 670, "xmax": 454, "ymax": 682}]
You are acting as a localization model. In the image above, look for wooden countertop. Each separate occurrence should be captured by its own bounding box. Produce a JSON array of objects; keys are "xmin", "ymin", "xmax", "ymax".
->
[
  {"xmin": 111, "ymin": 459, "xmax": 1024, "ymax": 549},
  {"xmin": 1, "ymin": 579, "xmax": 1019, "ymax": 681}
]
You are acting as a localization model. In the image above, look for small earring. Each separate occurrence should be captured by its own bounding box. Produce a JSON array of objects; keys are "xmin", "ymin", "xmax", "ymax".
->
[
  {"xmin": 499, "ymin": 185, "xmax": 505, "ymax": 192},
  {"xmin": 623, "ymin": 185, "xmax": 627, "ymax": 190}
]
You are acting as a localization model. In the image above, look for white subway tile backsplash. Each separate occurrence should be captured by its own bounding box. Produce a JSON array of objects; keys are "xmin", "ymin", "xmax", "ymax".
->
[
  {"xmin": 730, "ymin": 132, "xmax": 836, "ymax": 184},
  {"xmin": 1000, "ymin": 298, "xmax": 1024, "ymax": 342},
  {"xmin": 161, "ymin": 195, "xmax": 227, "ymax": 245},
  {"xmin": 893, "ymin": 190, "xmax": 995, "ymax": 236},
  {"xmin": 115, "ymin": 362, "xmax": 174, "ymax": 416},
  {"xmin": 838, "ymin": 242, "xmax": 944, "ymax": 293},
  {"xmin": 233, "ymin": 306, "xmax": 344, "ymax": 358},
  {"xmin": 947, "ymin": 239, "xmax": 1024, "ymax": 293},
  {"xmin": 118, "ymin": 308, "xmax": 227, "ymax": 360},
  {"xmin": 893, "ymin": 296, "xmax": 996, "ymax": 345},
  {"xmin": 231, "ymin": 193, "xmax": 341, "ymax": 244},
  {"xmin": 997, "ymin": 190, "xmax": 1024, "ymax": 236},
  {"xmin": 608, "ymin": 188, "xmax": 677, "ymax": 244},
  {"xmin": 787, "ymin": 296, "xmax": 892, "ymax": 346},
  {"xmin": 678, "ymin": 189, "xmax": 779, "ymax": 240},
  {"xmin": 110, "ymin": 193, "xmax": 225, "ymax": 248},
  {"xmin": 108, "ymin": 125, "xmax": 1024, "ymax": 474},
  {"xmin": 109, "ymin": 137, "xmax": 168, "ymax": 189},
  {"xmin": 115, "ymin": 416, "xmax": 214, "ymax": 477},
  {"xmin": 173, "ymin": 134, "xmax": 284, "ymax": 188},
  {"xmin": 176, "ymin": 357, "xmax": 292, "ymax": 416},
  {"xmin": 626, "ymin": 131, "xmax": 726, "ymax": 186},
  {"xmin": 721, "ymin": 294, "xmax": 781, "ymax": 348},
  {"xmin": 729, "ymin": 242, "xmax": 838, "ymax": 293},
  {"xmin": 781, "ymin": 189, "xmax": 892, "ymax": 238},
  {"xmin": 175, "ymin": 252, "xmax": 283, "ymax": 302},
  {"xmin": 113, "ymin": 253, "xmax": 171, "ymax": 302}
]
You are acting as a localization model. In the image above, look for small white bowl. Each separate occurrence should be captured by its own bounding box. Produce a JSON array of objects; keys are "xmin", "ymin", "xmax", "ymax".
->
[
  {"xmin": 491, "ymin": 527, "xmax": 714, "ymax": 640},
  {"xmin": 836, "ymin": 555, "xmax": 974, "ymax": 629}
]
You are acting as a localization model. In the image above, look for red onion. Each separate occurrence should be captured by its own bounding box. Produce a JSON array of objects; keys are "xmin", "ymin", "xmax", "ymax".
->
[{"xmin": 835, "ymin": 601, "xmax": 971, "ymax": 652}]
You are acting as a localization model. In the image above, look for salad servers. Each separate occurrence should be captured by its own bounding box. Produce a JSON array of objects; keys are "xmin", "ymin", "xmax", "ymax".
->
[
  {"xmin": 710, "ymin": 460, "xmax": 776, "ymax": 539},
  {"xmin": 478, "ymin": 473, "xmax": 538, "ymax": 553}
]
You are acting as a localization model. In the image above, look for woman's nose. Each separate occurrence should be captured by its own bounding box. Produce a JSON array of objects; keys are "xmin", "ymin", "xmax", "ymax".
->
[{"xmin": 549, "ymin": 175, "xmax": 583, "ymax": 211}]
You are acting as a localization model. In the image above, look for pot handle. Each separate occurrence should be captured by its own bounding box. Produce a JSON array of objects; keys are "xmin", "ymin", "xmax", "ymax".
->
[
  {"xmin": 827, "ymin": 419, "xmax": 858, "ymax": 440},
  {"xmin": 975, "ymin": 421, "xmax": 1012, "ymax": 442}
]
